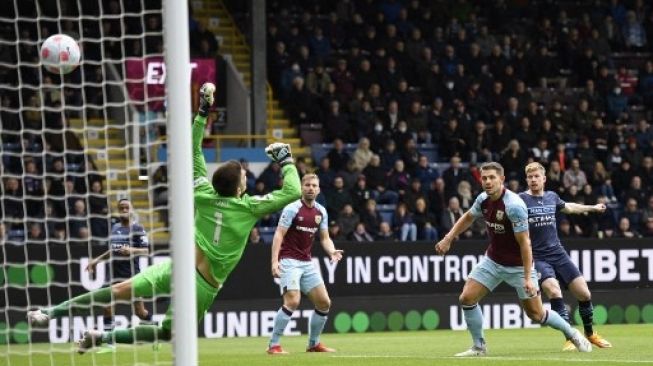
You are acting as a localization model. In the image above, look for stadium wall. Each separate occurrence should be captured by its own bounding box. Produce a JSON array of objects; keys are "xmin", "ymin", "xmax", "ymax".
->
[{"xmin": 3, "ymin": 240, "xmax": 652, "ymax": 343}]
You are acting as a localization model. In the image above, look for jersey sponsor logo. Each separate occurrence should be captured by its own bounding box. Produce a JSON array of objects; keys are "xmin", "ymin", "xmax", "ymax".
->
[
  {"xmin": 296, "ymin": 225, "xmax": 318, "ymax": 234},
  {"xmin": 315, "ymin": 215, "xmax": 322, "ymax": 225},
  {"xmin": 496, "ymin": 210, "xmax": 504, "ymax": 221},
  {"xmin": 485, "ymin": 221, "xmax": 506, "ymax": 234},
  {"xmin": 528, "ymin": 206, "xmax": 556, "ymax": 215},
  {"xmin": 298, "ymin": 216, "xmax": 304, "ymax": 222}
]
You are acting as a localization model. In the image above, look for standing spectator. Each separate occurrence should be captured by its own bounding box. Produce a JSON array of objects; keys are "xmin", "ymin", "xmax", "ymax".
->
[{"xmin": 88, "ymin": 180, "xmax": 109, "ymax": 238}]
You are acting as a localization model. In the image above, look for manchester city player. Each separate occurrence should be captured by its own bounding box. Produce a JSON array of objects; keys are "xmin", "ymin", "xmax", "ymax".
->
[
  {"xmin": 267, "ymin": 173, "xmax": 343, "ymax": 354},
  {"xmin": 86, "ymin": 198, "xmax": 151, "ymax": 332},
  {"xmin": 435, "ymin": 162, "xmax": 591, "ymax": 356},
  {"xmin": 520, "ymin": 162, "xmax": 611, "ymax": 351}
]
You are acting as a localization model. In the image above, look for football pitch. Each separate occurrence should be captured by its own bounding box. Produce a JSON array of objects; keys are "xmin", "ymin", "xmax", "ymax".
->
[{"xmin": 2, "ymin": 324, "xmax": 652, "ymax": 366}]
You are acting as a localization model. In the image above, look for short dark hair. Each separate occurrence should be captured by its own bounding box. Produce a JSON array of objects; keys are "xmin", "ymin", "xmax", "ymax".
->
[
  {"xmin": 212, "ymin": 160, "xmax": 242, "ymax": 196},
  {"xmin": 480, "ymin": 162, "xmax": 504, "ymax": 176}
]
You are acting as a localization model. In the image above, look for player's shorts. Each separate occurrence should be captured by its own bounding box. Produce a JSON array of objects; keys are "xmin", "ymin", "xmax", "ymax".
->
[
  {"xmin": 130, "ymin": 259, "xmax": 219, "ymax": 332},
  {"xmin": 279, "ymin": 258, "xmax": 324, "ymax": 294},
  {"xmin": 535, "ymin": 251, "xmax": 582, "ymax": 287},
  {"xmin": 468, "ymin": 256, "xmax": 539, "ymax": 300}
]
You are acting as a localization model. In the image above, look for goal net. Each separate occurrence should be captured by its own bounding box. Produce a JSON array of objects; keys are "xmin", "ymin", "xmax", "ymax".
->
[{"xmin": 1, "ymin": 0, "xmax": 198, "ymax": 363}]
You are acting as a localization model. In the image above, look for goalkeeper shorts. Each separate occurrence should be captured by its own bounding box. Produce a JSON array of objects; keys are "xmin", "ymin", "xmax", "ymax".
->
[{"xmin": 131, "ymin": 259, "xmax": 220, "ymax": 332}]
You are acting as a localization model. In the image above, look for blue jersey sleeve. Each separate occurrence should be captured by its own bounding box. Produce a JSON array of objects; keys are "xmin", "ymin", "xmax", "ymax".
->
[
  {"xmin": 278, "ymin": 201, "xmax": 300, "ymax": 229},
  {"xmin": 469, "ymin": 192, "xmax": 487, "ymax": 218},
  {"xmin": 506, "ymin": 196, "xmax": 529, "ymax": 233},
  {"xmin": 553, "ymin": 192, "xmax": 566, "ymax": 211},
  {"xmin": 317, "ymin": 203, "xmax": 329, "ymax": 231}
]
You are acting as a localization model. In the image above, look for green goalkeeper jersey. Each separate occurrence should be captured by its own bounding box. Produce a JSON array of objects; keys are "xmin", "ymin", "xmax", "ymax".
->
[{"xmin": 192, "ymin": 115, "xmax": 300, "ymax": 284}]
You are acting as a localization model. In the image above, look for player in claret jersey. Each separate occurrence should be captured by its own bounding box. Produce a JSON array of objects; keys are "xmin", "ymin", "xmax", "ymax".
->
[
  {"xmin": 520, "ymin": 162, "xmax": 611, "ymax": 351},
  {"xmin": 267, "ymin": 174, "xmax": 343, "ymax": 355},
  {"xmin": 435, "ymin": 162, "xmax": 592, "ymax": 357}
]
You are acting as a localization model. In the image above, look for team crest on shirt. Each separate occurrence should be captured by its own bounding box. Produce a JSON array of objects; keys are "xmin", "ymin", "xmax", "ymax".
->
[
  {"xmin": 496, "ymin": 210, "xmax": 504, "ymax": 221},
  {"xmin": 315, "ymin": 215, "xmax": 322, "ymax": 225}
]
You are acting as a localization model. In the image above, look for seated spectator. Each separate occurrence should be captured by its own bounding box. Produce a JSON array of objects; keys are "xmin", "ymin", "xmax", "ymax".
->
[
  {"xmin": 349, "ymin": 222, "xmax": 375, "ymax": 242},
  {"xmin": 27, "ymin": 222, "xmax": 45, "ymax": 242},
  {"xmin": 380, "ymin": 140, "xmax": 401, "ymax": 171},
  {"xmin": 622, "ymin": 10, "xmax": 647, "ymax": 51},
  {"xmin": 427, "ymin": 178, "xmax": 447, "ymax": 221},
  {"xmin": 324, "ymin": 100, "xmax": 351, "ymax": 142},
  {"xmin": 500, "ymin": 139, "xmax": 527, "ymax": 181},
  {"xmin": 558, "ymin": 218, "xmax": 577, "ymax": 238},
  {"xmin": 327, "ymin": 138, "xmax": 350, "ymax": 173},
  {"xmin": 595, "ymin": 195, "xmax": 617, "ymax": 238},
  {"xmin": 403, "ymin": 178, "xmax": 427, "ymax": 212},
  {"xmin": 413, "ymin": 197, "xmax": 438, "ymax": 240},
  {"xmin": 441, "ymin": 196, "xmax": 471, "ymax": 238},
  {"xmin": 376, "ymin": 221, "xmax": 396, "ymax": 241},
  {"xmin": 623, "ymin": 176, "xmax": 647, "ymax": 203},
  {"xmin": 88, "ymin": 180, "xmax": 109, "ymax": 238},
  {"xmin": 387, "ymin": 159, "xmax": 411, "ymax": 195},
  {"xmin": 351, "ymin": 174, "xmax": 373, "ymax": 213},
  {"xmin": 328, "ymin": 220, "xmax": 347, "ymax": 241},
  {"xmin": 393, "ymin": 202, "xmax": 416, "ymax": 241},
  {"xmin": 414, "ymin": 155, "xmax": 439, "ymax": 189},
  {"xmin": 3, "ymin": 177, "xmax": 24, "ymax": 219},
  {"xmin": 336, "ymin": 204, "xmax": 359, "ymax": 238},
  {"xmin": 359, "ymin": 198, "xmax": 382, "ymax": 235},
  {"xmin": 614, "ymin": 217, "xmax": 641, "ymax": 238},
  {"xmin": 643, "ymin": 195, "xmax": 653, "ymax": 224},
  {"xmin": 456, "ymin": 180, "xmax": 475, "ymax": 211},
  {"xmin": 621, "ymin": 198, "xmax": 644, "ymax": 232},
  {"xmin": 352, "ymin": 137, "xmax": 373, "ymax": 171},
  {"xmin": 442, "ymin": 156, "xmax": 470, "ymax": 199},
  {"xmin": 563, "ymin": 158, "xmax": 588, "ymax": 192},
  {"xmin": 68, "ymin": 198, "xmax": 89, "ymax": 239}
]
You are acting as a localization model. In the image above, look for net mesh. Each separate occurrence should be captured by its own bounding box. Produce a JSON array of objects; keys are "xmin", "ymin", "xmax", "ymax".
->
[{"xmin": 1, "ymin": 0, "xmax": 174, "ymax": 363}]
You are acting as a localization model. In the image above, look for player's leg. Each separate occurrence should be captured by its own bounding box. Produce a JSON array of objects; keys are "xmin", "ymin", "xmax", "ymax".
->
[
  {"xmin": 268, "ymin": 259, "xmax": 302, "ymax": 354},
  {"xmin": 303, "ymin": 261, "xmax": 335, "ymax": 352},
  {"xmin": 87, "ymin": 264, "xmax": 219, "ymax": 351},
  {"xmin": 78, "ymin": 260, "xmax": 175, "ymax": 352},
  {"xmin": 454, "ymin": 257, "xmax": 498, "ymax": 357},
  {"xmin": 28, "ymin": 280, "xmax": 133, "ymax": 326},
  {"xmin": 506, "ymin": 266, "xmax": 592, "ymax": 352},
  {"xmin": 537, "ymin": 259, "xmax": 571, "ymax": 323},
  {"xmin": 567, "ymin": 274, "xmax": 612, "ymax": 347}
]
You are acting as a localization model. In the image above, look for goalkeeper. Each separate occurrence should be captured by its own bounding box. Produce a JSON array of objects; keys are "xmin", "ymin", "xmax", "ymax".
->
[{"xmin": 28, "ymin": 83, "xmax": 301, "ymax": 353}]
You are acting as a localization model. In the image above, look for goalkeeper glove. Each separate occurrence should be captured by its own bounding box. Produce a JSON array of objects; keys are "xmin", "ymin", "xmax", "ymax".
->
[
  {"xmin": 198, "ymin": 82, "xmax": 215, "ymax": 117},
  {"xmin": 265, "ymin": 142, "xmax": 294, "ymax": 167}
]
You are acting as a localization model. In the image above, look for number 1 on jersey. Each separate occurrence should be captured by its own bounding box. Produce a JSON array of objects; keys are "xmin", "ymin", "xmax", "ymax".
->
[{"xmin": 213, "ymin": 212, "xmax": 223, "ymax": 245}]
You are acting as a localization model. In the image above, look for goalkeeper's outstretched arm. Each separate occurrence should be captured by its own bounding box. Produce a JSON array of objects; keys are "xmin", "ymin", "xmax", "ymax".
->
[
  {"xmin": 192, "ymin": 82, "xmax": 215, "ymax": 182},
  {"xmin": 249, "ymin": 143, "xmax": 301, "ymax": 217}
]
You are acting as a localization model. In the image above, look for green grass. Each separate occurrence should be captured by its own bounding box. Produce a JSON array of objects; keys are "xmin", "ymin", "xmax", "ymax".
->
[{"xmin": 2, "ymin": 324, "xmax": 652, "ymax": 366}]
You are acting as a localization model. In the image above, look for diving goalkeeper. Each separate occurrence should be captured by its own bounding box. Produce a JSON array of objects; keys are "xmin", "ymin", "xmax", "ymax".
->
[{"xmin": 28, "ymin": 83, "xmax": 302, "ymax": 353}]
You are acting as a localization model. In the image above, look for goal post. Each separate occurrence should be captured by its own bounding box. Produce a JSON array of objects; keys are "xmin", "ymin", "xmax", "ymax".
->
[{"xmin": 162, "ymin": 0, "xmax": 197, "ymax": 365}]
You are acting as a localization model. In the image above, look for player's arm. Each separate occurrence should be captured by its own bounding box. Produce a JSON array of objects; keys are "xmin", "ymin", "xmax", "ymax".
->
[
  {"xmin": 85, "ymin": 250, "xmax": 111, "ymax": 273},
  {"xmin": 192, "ymin": 83, "xmax": 215, "ymax": 184},
  {"xmin": 319, "ymin": 229, "xmax": 343, "ymax": 263},
  {"xmin": 249, "ymin": 144, "xmax": 301, "ymax": 217},
  {"xmin": 560, "ymin": 202, "xmax": 606, "ymax": 215},
  {"xmin": 508, "ymin": 202, "xmax": 537, "ymax": 297},
  {"xmin": 271, "ymin": 204, "xmax": 298, "ymax": 277},
  {"xmin": 271, "ymin": 226, "xmax": 289, "ymax": 278}
]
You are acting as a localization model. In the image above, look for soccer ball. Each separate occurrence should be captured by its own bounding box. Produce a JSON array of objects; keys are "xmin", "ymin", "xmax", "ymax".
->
[{"xmin": 40, "ymin": 34, "xmax": 81, "ymax": 74}]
